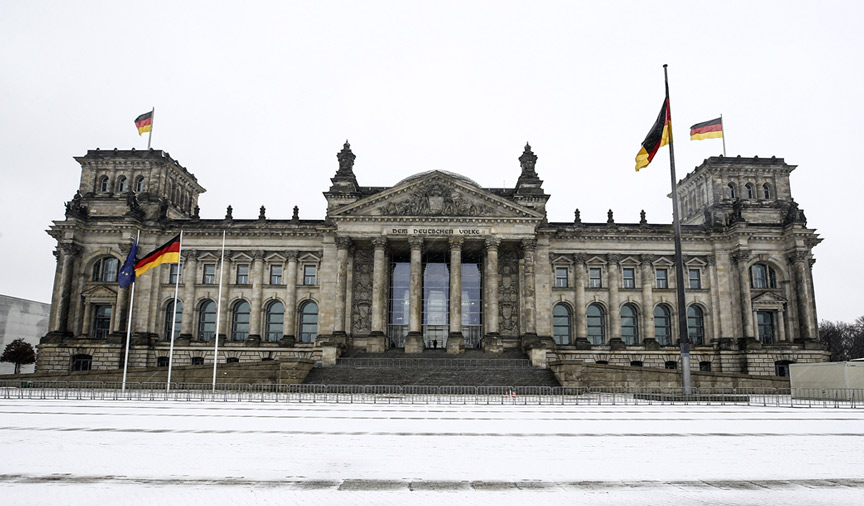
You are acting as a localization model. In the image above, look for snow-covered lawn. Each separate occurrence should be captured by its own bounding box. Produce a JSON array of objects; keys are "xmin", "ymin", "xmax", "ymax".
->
[{"xmin": 0, "ymin": 400, "xmax": 861, "ymax": 505}]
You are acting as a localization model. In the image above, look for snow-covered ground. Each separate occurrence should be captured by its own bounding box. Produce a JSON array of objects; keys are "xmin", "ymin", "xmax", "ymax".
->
[{"xmin": 0, "ymin": 400, "xmax": 861, "ymax": 505}]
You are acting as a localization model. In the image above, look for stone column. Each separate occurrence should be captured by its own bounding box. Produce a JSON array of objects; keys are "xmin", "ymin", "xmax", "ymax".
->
[
  {"xmin": 521, "ymin": 239, "xmax": 538, "ymax": 338},
  {"xmin": 218, "ymin": 251, "xmax": 231, "ymax": 341},
  {"xmin": 368, "ymin": 237, "xmax": 388, "ymax": 352},
  {"xmin": 483, "ymin": 237, "xmax": 502, "ymax": 353},
  {"xmin": 607, "ymin": 254, "xmax": 621, "ymax": 342},
  {"xmin": 447, "ymin": 237, "xmax": 464, "ymax": 354},
  {"xmin": 777, "ymin": 308, "xmax": 787, "ymax": 342},
  {"xmin": 249, "ymin": 250, "xmax": 265, "ymax": 340},
  {"xmin": 640, "ymin": 255, "xmax": 655, "ymax": 343},
  {"xmin": 790, "ymin": 250, "xmax": 817, "ymax": 339},
  {"xmin": 573, "ymin": 254, "xmax": 588, "ymax": 344},
  {"xmin": 333, "ymin": 237, "xmax": 352, "ymax": 337},
  {"xmin": 181, "ymin": 249, "xmax": 197, "ymax": 338},
  {"xmin": 732, "ymin": 250, "xmax": 754, "ymax": 338},
  {"xmin": 114, "ymin": 281, "xmax": 128, "ymax": 334},
  {"xmin": 405, "ymin": 236, "xmax": 424, "ymax": 353},
  {"xmin": 50, "ymin": 243, "xmax": 79, "ymax": 334},
  {"xmin": 283, "ymin": 250, "xmax": 298, "ymax": 343},
  {"xmin": 707, "ymin": 254, "xmax": 722, "ymax": 342}
]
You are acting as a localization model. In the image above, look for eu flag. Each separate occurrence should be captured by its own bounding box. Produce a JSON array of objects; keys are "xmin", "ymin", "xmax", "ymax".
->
[{"xmin": 118, "ymin": 239, "xmax": 138, "ymax": 288}]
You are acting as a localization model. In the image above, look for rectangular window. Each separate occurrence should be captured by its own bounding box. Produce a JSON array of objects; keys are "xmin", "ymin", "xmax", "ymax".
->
[
  {"xmin": 269, "ymin": 264, "xmax": 282, "ymax": 285},
  {"xmin": 203, "ymin": 264, "xmax": 216, "ymax": 285},
  {"xmin": 656, "ymin": 268, "xmax": 668, "ymax": 289},
  {"xmin": 93, "ymin": 304, "xmax": 112, "ymax": 339},
  {"xmin": 236, "ymin": 264, "xmax": 250, "ymax": 284},
  {"xmin": 757, "ymin": 311, "xmax": 776, "ymax": 345},
  {"xmin": 303, "ymin": 265, "xmax": 317, "ymax": 285},
  {"xmin": 169, "ymin": 264, "xmax": 181, "ymax": 284},
  {"xmin": 622, "ymin": 267, "xmax": 635, "ymax": 288},
  {"xmin": 689, "ymin": 268, "xmax": 702, "ymax": 289},
  {"xmin": 588, "ymin": 267, "xmax": 602, "ymax": 288},
  {"xmin": 555, "ymin": 267, "xmax": 568, "ymax": 288}
]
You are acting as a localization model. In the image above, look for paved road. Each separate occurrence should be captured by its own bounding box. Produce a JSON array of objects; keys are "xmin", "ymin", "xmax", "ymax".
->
[{"xmin": 1, "ymin": 401, "xmax": 862, "ymax": 505}]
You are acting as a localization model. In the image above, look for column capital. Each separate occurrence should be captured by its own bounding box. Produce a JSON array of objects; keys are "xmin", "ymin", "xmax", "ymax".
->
[
  {"xmin": 182, "ymin": 249, "xmax": 198, "ymax": 260},
  {"xmin": 335, "ymin": 237, "xmax": 353, "ymax": 249},
  {"xmin": 705, "ymin": 254, "xmax": 716, "ymax": 266},
  {"xmin": 731, "ymin": 249, "xmax": 751, "ymax": 264},
  {"xmin": 484, "ymin": 236, "xmax": 501, "ymax": 249},
  {"xmin": 572, "ymin": 253, "xmax": 587, "ymax": 265},
  {"xmin": 372, "ymin": 236, "xmax": 388, "ymax": 249},
  {"xmin": 448, "ymin": 236, "xmax": 464, "ymax": 249},
  {"xmin": 787, "ymin": 249, "xmax": 810, "ymax": 264},
  {"xmin": 521, "ymin": 239, "xmax": 536, "ymax": 252},
  {"xmin": 607, "ymin": 253, "xmax": 621, "ymax": 264},
  {"xmin": 408, "ymin": 236, "xmax": 424, "ymax": 250},
  {"xmin": 60, "ymin": 243, "xmax": 82, "ymax": 257},
  {"xmin": 640, "ymin": 254, "xmax": 655, "ymax": 266},
  {"xmin": 285, "ymin": 250, "xmax": 299, "ymax": 260},
  {"xmin": 251, "ymin": 249, "xmax": 265, "ymax": 260}
]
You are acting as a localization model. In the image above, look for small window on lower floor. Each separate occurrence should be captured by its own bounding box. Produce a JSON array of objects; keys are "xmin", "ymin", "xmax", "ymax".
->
[
  {"xmin": 699, "ymin": 361, "xmax": 712, "ymax": 372},
  {"xmin": 665, "ymin": 361, "xmax": 678, "ymax": 370},
  {"xmin": 630, "ymin": 360, "xmax": 643, "ymax": 367},
  {"xmin": 775, "ymin": 360, "xmax": 792, "ymax": 377},
  {"xmin": 191, "ymin": 357, "xmax": 205, "ymax": 365},
  {"xmin": 226, "ymin": 357, "xmax": 240, "ymax": 363},
  {"xmin": 71, "ymin": 354, "xmax": 92, "ymax": 371},
  {"xmin": 594, "ymin": 360, "xmax": 609, "ymax": 365},
  {"xmin": 157, "ymin": 357, "xmax": 169, "ymax": 367}
]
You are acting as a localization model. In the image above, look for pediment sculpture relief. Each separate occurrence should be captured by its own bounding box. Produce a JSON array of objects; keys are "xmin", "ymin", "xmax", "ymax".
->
[{"xmin": 380, "ymin": 181, "xmax": 496, "ymax": 217}]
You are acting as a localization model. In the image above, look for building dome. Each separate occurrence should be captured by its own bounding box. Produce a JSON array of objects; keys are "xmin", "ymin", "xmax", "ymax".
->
[{"xmin": 396, "ymin": 170, "xmax": 480, "ymax": 188}]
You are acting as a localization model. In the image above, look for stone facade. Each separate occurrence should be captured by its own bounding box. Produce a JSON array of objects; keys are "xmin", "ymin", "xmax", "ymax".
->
[{"xmin": 37, "ymin": 144, "xmax": 828, "ymax": 377}]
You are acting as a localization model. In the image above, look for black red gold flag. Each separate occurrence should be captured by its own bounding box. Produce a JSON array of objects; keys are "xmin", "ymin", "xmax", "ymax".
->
[
  {"xmin": 134, "ymin": 111, "xmax": 153, "ymax": 135},
  {"xmin": 690, "ymin": 117, "xmax": 723, "ymax": 141},
  {"xmin": 134, "ymin": 235, "xmax": 180, "ymax": 277},
  {"xmin": 635, "ymin": 98, "xmax": 671, "ymax": 171}
]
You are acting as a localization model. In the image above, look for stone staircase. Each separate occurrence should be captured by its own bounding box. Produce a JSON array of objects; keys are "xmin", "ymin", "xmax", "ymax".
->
[{"xmin": 302, "ymin": 349, "xmax": 560, "ymax": 387}]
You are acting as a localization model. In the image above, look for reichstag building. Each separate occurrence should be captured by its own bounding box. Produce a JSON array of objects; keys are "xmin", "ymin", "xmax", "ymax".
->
[{"xmin": 37, "ymin": 142, "xmax": 828, "ymax": 376}]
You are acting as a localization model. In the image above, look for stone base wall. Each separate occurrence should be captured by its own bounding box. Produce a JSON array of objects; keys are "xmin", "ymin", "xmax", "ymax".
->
[
  {"xmin": 36, "ymin": 341, "xmax": 323, "ymax": 374},
  {"xmin": 1, "ymin": 358, "xmax": 315, "ymax": 385},
  {"xmin": 550, "ymin": 361, "xmax": 791, "ymax": 389}
]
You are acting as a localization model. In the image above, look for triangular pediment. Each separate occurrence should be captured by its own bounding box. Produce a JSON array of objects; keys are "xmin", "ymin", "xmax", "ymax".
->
[
  {"xmin": 81, "ymin": 285, "xmax": 117, "ymax": 301},
  {"xmin": 329, "ymin": 171, "xmax": 543, "ymax": 220},
  {"xmin": 752, "ymin": 291, "xmax": 787, "ymax": 304}
]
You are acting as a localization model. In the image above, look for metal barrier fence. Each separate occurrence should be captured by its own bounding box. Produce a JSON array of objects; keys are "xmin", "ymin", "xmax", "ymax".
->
[{"xmin": 0, "ymin": 380, "xmax": 861, "ymax": 408}]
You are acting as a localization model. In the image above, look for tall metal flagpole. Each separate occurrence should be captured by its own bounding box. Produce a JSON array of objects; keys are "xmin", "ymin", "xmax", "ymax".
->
[
  {"xmin": 166, "ymin": 229, "xmax": 183, "ymax": 392},
  {"xmin": 664, "ymin": 64, "xmax": 693, "ymax": 395},
  {"xmin": 147, "ymin": 107, "xmax": 155, "ymax": 150},
  {"xmin": 212, "ymin": 231, "xmax": 226, "ymax": 392},
  {"xmin": 121, "ymin": 230, "xmax": 140, "ymax": 393},
  {"xmin": 720, "ymin": 114, "xmax": 727, "ymax": 157}
]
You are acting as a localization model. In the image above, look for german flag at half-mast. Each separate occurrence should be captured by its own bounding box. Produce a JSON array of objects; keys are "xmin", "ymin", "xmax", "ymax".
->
[
  {"xmin": 134, "ymin": 235, "xmax": 180, "ymax": 277},
  {"xmin": 690, "ymin": 117, "xmax": 723, "ymax": 141},
  {"xmin": 635, "ymin": 98, "xmax": 671, "ymax": 171},
  {"xmin": 134, "ymin": 111, "xmax": 153, "ymax": 135}
]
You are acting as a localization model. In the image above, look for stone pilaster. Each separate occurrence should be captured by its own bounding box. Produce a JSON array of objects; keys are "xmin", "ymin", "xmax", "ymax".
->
[
  {"xmin": 51, "ymin": 243, "xmax": 79, "ymax": 334},
  {"xmin": 181, "ymin": 249, "xmax": 197, "ymax": 338},
  {"xmin": 640, "ymin": 255, "xmax": 655, "ymax": 342},
  {"xmin": 732, "ymin": 250, "xmax": 754, "ymax": 338},
  {"xmin": 607, "ymin": 254, "xmax": 621, "ymax": 341},
  {"xmin": 333, "ymin": 237, "xmax": 352, "ymax": 336},
  {"xmin": 249, "ymin": 250, "xmax": 265, "ymax": 339},
  {"xmin": 521, "ymin": 239, "xmax": 537, "ymax": 337},
  {"xmin": 706, "ymin": 255, "xmax": 721, "ymax": 342},
  {"xmin": 573, "ymin": 254, "xmax": 588, "ymax": 346},
  {"xmin": 790, "ymin": 250, "xmax": 817, "ymax": 339},
  {"xmin": 405, "ymin": 236, "xmax": 424, "ymax": 353},
  {"xmin": 283, "ymin": 250, "xmax": 298, "ymax": 342},
  {"xmin": 447, "ymin": 237, "xmax": 464, "ymax": 354}
]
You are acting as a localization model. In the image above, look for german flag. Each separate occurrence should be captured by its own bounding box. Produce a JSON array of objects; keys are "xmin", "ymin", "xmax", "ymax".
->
[
  {"xmin": 134, "ymin": 111, "xmax": 153, "ymax": 135},
  {"xmin": 690, "ymin": 117, "xmax": 723, "ymax": 141},
  {"xmin": 134, "ymin": 235, "xmax": 180, "ymax": 277},
  {"xmin": 635, "ymin": 98, "xmax": 671, "ymax": 171}
]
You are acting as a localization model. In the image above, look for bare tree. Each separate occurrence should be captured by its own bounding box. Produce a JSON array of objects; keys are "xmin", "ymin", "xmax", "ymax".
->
[{"xmin": 819, "ymin": 317, "xmax": 864, "ymax": 362}]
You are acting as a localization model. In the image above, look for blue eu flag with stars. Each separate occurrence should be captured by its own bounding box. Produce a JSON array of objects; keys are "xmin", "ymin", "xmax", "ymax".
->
[{"xmin": 118, "ymin": 239, "xmax": 138, "ymax": 289}]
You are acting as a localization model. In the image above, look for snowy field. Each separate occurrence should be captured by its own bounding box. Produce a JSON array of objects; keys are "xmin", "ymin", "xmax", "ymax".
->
[{"xmin": 0, "ymin": 400, "xmax": 862, "ymax": 505}]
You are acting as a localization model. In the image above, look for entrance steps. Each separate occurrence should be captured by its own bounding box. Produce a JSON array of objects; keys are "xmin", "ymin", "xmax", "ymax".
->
[{"xmin": 302, "ymin": 349, "xmax": 560, "ymax": 387}]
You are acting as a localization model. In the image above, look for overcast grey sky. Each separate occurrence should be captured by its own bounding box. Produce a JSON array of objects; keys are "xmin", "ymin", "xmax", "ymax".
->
[{"xmin": 1, "ymin": 1, "xmax": 861, "ymax": 323}]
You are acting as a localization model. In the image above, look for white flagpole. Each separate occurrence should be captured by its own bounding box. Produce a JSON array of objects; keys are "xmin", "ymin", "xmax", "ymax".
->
[
  {"xmin": 147, "ymin": 107, "xmax": 155, "ymax": 150},
  {"xmin": 212, "ymin": 231, "xmax": 226, "ymax": 392},
  {"xmin": 166, "ymin": 230, "xmax": 183, "ymax": 392},
  {"xmin": 121, "ymin": 230, "xmax": 140, "ymax": 393},
  {"xmin": 721, "ymin": 114, "xmax": 727, "ymax": 157}
]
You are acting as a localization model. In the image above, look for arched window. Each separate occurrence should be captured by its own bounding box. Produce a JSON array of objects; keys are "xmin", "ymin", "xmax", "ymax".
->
[
  {"xmin": 98, "ymin": 175, "xmax": 110, "ymax": 192},
  {"xmin": 134, "ymin": 176, "xmax": 145, "ymax": 192},
  {"xmin": 552, "ymin": 304, "xmax": 572, "ymax": 345},
  {"xmin": 232, "ymin": 300, "xmax": 250, "ymax": 341},
  {"xmin": 727, "ymin": 182, "xmax": 736, "ymax": 199},
  {"xmin": 587, "ymin": 303, "xmax": 605, "ymax": 345},
  {"xmin": 164, "ymin": 300, "xmax": 182, "ymax": 341},
  {"xmin": 750, "ymin": 263, "xmax": 777, "ymax": 289},
  {"xmin": 687, "ymin": 305, "xmax": 705, "ymax": 346},
  {"xmin": 198, "ymin": 300, "xmax": 216, "ymax": 341},
  {"xmin": 762, "ymin": 183, "xmax": 772, "ymax": 199},
  {"xmin": 621, "ymin": 303, "xmax": 639, "ymax": 345},
  {"xmin": 745, "ymin": 183, "xmax": 755, "ymax": 199},
  {"xmin": 71, "ymin": 354, "xmax": 92, "ymax": 371},
  {"xmin": 654, "ymin": 305, "xmax": 673, "ymax": 346},
  {"xmin": 116, "ymin": 175, "xmax": 128, "ymax": 193},
  {"xmin": 299, "ymin": 301, "xmax": 318, "ymax": 343},
  {"xmin": 91, "ymin": 257, "xmax": 119, "ymax": 282},
  {"xmin": 265, "ymin": 301, "xmax": 284, "ymax": 342}
]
